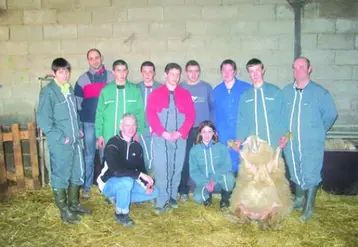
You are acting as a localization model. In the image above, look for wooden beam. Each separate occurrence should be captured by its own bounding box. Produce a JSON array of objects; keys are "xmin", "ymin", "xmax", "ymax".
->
[
  {"xmin": 12, "ymin": 124, "xmax": 25, "ymax": 188},
  {"xmin": 0, "ymin": 128, "xmax": 6, "ymax": 184},
  {"xmin": 28, "ymin": 123, "xmax": 40, "ymax": 181},
  {"xmin": 2, "ymin": 131, "xmax": 29, "ymax": 142}
]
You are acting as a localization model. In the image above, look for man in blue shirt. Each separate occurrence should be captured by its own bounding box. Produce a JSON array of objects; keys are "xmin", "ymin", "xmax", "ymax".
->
[{"xmin": 213, "ymin": 59, "xmax": 250, "ymax": 175}]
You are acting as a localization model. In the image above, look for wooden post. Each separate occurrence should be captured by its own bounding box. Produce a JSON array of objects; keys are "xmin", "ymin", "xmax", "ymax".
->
[
  {"xmin": 12, "ymin": 124, "xmax": 25, "ymax": 188},
  {"xmin": 28, "ymin": 122, "xmax": 40, "ymax": 189},
  {"xmin": 0, "ymin": 127, "xmax": 6, "ymax": 184}
]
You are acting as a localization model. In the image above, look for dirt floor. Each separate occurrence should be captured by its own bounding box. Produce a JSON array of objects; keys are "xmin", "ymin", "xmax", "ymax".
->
[{"xmin": 0, "ymin": 187, "xmax": 357, "ymax": 247}]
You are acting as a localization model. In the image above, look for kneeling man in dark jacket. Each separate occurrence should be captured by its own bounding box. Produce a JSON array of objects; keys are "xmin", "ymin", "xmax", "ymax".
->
[{"xmin": 97, "ymin": 113, "xmax": 158, "ymax": 226}]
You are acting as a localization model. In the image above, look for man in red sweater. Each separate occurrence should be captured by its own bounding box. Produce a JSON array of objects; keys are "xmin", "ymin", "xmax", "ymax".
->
[{"xmin": 146, "ymin": 63, "xmax": 195, "ymax": 214}]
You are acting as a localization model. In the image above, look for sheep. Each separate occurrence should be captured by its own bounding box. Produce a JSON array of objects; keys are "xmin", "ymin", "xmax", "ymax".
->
[{"xmin": 230, "ymin": 136, "xmax": 293, "ymax": 229}]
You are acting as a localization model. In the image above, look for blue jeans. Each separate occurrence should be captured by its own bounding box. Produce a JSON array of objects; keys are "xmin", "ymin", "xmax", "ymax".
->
[
  {"xmin": 83, "ymin": 122, "xmax": 104, "ymax": 192},
  {"xmin": 103, "ymin": 177, "xmax": 159, "ymax": 214}
]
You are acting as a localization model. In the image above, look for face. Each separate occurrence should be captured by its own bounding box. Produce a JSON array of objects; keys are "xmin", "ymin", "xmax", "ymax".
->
[
  {"xmin": 247, "ymin": 64, "xmax": 264, "ymax": 85},
  {"xmin": 87, "ymin": 50, "xmax": 103, "ymax": 70},
  {"xmin": 221, "ymin": 64, "xmax": 236, "ymax": 83},
  {"xmin": 186, "ymin": 65, "xmax": 200, "ymax": 83},
  {"xmin": 120, "ymin": 116, "xmax": 137, "ymax": 139},
  {"xmin": 165, "ymin": 68, "xmax": 181, "ymax": 88},
  {"xmin": 52, "ymin": 68, "xmax": 70, "ymax": 84},
  {"xmin": 113, "ymin": 65, "xmax": 128, "ymax": 83},
  {"xmin": 200, "ymin": 126, "xmax": 214, "ymax": 144},
  {"xmin": 141, "ymin": 66, "xmax": 155, "ymax": 84},
  {"xmin": 293, "ymin": 58, "xmax": 311, "ymax": 82}
]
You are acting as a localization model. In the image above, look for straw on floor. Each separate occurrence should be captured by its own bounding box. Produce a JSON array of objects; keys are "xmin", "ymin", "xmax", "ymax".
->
[{"xmin": 0, "ymin": 188, "xmax": 357, "ymax": 247}]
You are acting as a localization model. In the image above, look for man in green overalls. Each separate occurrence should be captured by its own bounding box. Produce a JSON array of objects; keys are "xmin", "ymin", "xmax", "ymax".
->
[{"xmin": 37, "ymin": 58, "xmax": 91, "ymax": 224}]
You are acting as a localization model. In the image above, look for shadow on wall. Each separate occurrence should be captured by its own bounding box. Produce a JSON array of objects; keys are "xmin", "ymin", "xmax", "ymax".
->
[{"xmin": 0, "ymin": 115, "xmax": 35, "ymax": 127}]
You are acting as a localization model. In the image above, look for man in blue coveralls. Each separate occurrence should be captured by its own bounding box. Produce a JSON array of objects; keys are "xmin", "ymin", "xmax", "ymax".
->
[
  {"xmin": 213, "ymin": 59, "xmax": 250, "ymax": 176},
  {"xmin": 282, "ymin": 57, "xmax": 337, "ymax": 222}
]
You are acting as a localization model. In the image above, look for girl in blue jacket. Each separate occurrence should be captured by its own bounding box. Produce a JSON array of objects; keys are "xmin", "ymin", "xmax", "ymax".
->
[{"xmin": 189, "ymin": 120, "xmax": 235, "ymax": 209}]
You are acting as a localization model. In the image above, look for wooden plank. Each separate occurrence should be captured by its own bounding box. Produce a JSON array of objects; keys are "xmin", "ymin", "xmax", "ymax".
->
[
  {"xmin": 6, "ymin": 170, "xmax": 16, "ymax": 181},
  {"xmin": 0, "ymin": 128, "xmax": 6, "ymax": 184},
  {"xmin": 2, "ymin": 131, "xmax": 29, "ymax": 142},
  {"xmin": 12, "ymin": 124, "xmax": 25, "ymax": 188},
  {"xmin": 28, "ymin": 123, "xmax": 40, "ymax": 180}
]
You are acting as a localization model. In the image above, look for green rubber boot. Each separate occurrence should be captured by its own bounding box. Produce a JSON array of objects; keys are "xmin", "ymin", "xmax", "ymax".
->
[
  {"xmin": 293, "ymin": 184, "xmax": 306, "ymax": 210},
  {"xmin": 300, "ymin": 186, "xmax": 318, "ymax": 222},
  {"xmin": 53, "ymin": 188, "xmax": 79, "ymax": 224},
  {"xmin": 68, "ymin": 184, "xmax": 92, "ymax": 215}
]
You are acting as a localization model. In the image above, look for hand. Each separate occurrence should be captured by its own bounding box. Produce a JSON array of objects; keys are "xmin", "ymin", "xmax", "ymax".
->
[
  {"xmin": 64, "ymin": 137, "xmax": 70, "ymax": 144},
  {"xmin": 139, "ymin": 172, "xmax": 154, "ymax": 187},
  {"xmin": 171, "ymin": 131, "xmax": 182, "ymax": 140},
  {"xmin": 162, "ymin": 131, "xmax": 174, "ymax": 141},
  {"xmin": 206, "ymin": 179, "xmax": 215, "ymax": 192},
  {"xmin": 80, "ymin": 131, "xmax": 84, "ymax": 138},
  {"xmin": 146, "ymin": 184, "xmax": 154, "ymax": 195},
  {"xmin": 97, "ymin": 136, "xmax": 105, "ymax": 149},
  {"xmin": 133, "ymin": 134, "xmax": 140, "ymax": 142},
  {"xmin": 279, "ymin": 136, "xmax": 288, "ymax": 149}
]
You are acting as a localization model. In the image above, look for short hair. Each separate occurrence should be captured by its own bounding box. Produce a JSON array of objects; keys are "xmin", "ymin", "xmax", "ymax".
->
[
  {"xmin": 86, "ymin": 48, "xmax": 102, "ymax": 59},
  {"xmin": 51, "ymin": 58, "xmax": 71, "ymax": 73},
  {"xmin": 164, "ymin": 63, "xmax": 182, "ymax": 74},
  {"xmin": 195, "ymin": 120, "xmax": 219, "ymax": 144},
  {"xmin": 120, "ymin": 113, "xmax": 137, "ymax": 125},
  {"xmin": 246, "ymin": 58, "xmax": 264, "ymax": 71},
  {"xmin": 220, "ymin": 59, "xmax": 237, "ymax": 71},
  {"xmin": 185, "ymin": 60, "xmax": 201, "ymax": 71},
  {"xmin": 294, "ymin": 56, "xmax": 311, "ymax": 68},
  {"xmin": 140, "ymin": 61, "xmax": 156, "ymax": 72},
  {"xmin": 112, "ymin": 59, "xmax": 128, "ymax": 71}
]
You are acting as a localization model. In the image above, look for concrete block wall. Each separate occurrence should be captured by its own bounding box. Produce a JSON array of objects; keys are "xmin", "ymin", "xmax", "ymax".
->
[{"xmin": 0, "ymin": 0, "xmax": 357, "ymax": 126}]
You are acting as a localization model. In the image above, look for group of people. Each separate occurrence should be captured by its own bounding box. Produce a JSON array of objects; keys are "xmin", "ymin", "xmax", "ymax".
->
[{"xmin": 36, "ymin": 48, "xmax": 338, "ymax": 227}]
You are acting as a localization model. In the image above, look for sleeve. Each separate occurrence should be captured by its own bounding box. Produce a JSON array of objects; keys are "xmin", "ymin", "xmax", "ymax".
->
[
  {"xmin": 212, "ymin": 88, "xmax": 221, "ymax": 130},
  {"xmin": 95, "ymin": 90, "xmax": 105, "ymax": 138},
  {"xmin": 320, "ymin": 90, "xmax": 338, "ymax": 132},
  {"xmin": 236, "ymin": 96, "xmax": 249, "ymax": 142},
  {"xmin": 74, "ymin": 81, "xmax": 83, "ymax": 112},
  {"xmin": 146, "ymin": 92, "xmax": 166, "ymax": 136},
  {"xmin": 275, "ymin": 89, "xmax": 287, "ymax": 137},
  {"xmin": 189, "ymin": 147, "xmax": 209, "ymax": 186},
  {"xmin": 105, "ymin": 143, "xmax": 141, "ymax": 179},
  {"xmin": 208, "ymin": 84, "xmax": 215, "ymax": 122},
  {"xmin": 36, "ymin": 88, "xmax": 65, "ymax": 143},
  {"xmin": 178, "ymin": 91, "xmax": 196, "ymax": 139},
  {"xmin": 135, "ymin": 88, "xmax": 145, "ymax": 135}
]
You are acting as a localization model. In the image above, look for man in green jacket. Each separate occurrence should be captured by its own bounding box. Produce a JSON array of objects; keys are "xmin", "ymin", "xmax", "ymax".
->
[
  {"xmin": 37, "ymin": 58, "xmax": 91, "ymax": 224},
  {"xmin": 95, "ymin": 60, "xmax": 144, "ymax": 151}
]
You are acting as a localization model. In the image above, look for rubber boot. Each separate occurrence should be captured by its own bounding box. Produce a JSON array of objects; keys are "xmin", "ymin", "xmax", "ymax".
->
[
  {"xmin": 68, "ymin": 184, "xmax": 92, "ymax": 215},
  {"xmin": 300, "ymin": 186, "xmax": 318, "ymax": 222},
  {"xmin": 53, "ymin": 188, "xmax": 79, "ymax": 224},
  {"xmin": 203, "ymin": 193, "xmax": 212, "ymax": 206},
  {"xmin": 220, "ymin": 189, "xmax": 231, "ymax": 210},
  {"xmin": 293, "ymin": 184, "xmax": 306, "ymax": 210}
]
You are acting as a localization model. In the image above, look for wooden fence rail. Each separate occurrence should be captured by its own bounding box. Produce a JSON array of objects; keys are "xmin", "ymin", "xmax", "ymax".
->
[{"xmin": 0, "ymin": 122, "xmax": 40, "ymax": 190}]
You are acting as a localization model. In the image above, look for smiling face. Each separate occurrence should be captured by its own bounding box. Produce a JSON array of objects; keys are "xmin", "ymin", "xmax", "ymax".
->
[
  {"xmin": 200, "ymin": 126, "xmax": 215, "ymax": 144},
  {"xmin": 120, "ymin": 116, "xmax": 137, "ymax": 140},
  {"xmin": 87, "ymin": 50, "xmax": 103, "ymax": 70}
]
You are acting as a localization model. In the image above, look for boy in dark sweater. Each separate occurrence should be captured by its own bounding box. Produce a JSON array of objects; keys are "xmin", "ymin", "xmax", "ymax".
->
[{"xmin": 97, "ymin": 113, "xmax": 158, "ymax": 226}]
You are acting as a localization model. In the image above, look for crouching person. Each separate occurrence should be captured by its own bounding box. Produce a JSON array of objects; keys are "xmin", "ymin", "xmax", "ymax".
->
[
  {"xmin": 37, "ymin": 58, "xmax": 91, "ymax": 224},
  {"xmin": 189, "ymin": 121, "xmax": 235, "ymax": 210},
  {"xmin": 97, "ymin": 113, "xmax": 158, "ymax": 227}
]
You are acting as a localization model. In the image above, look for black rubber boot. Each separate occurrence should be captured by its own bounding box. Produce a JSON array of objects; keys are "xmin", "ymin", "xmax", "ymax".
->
[
  {"xmin": 115, "ymin": 213, "xmax": 134, "ymax": 227},
  {"xmin": 68, "ymin": 184, "xmax": 92, "ymax": 215},
  {"xmin": 300, "ymin": 186, "xmax": 318, "ymax": 222},
  {"xmin": 53, "ymin": 188, "xmax": 79, "ymax": 224},
  {"xmin": 293, "ymin": 184, "xmax": 306, "ymax": 210},
  {"xmin": 203, "ymin": 193, "xmax": 212, "ymax": 206},
  {"xmin": 220, "ymin": 190, "xmax": 231, "ymax": 210}
]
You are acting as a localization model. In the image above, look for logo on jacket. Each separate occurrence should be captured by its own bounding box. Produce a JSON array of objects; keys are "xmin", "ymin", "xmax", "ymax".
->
[{"xmin": 132, "ymin": 153, "xmax": 136, "ymax": 156}]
